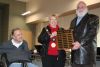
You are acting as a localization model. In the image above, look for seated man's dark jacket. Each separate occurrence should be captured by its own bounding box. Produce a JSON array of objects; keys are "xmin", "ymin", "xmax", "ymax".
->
[{"xmin": 0, "ymin": 40, "xmax": 31, "ymax": 63}]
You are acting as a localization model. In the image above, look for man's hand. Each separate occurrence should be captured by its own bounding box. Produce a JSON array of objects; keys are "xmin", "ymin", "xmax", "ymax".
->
[{"xmin": 72, "ymin": 41, "xmax": 81, "ymax": 50}]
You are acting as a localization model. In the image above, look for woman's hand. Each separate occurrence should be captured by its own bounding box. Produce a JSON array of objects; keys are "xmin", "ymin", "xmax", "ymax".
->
[{"xmin": 50, "ymin": 31, "xmax": 57, "ymax": 38}]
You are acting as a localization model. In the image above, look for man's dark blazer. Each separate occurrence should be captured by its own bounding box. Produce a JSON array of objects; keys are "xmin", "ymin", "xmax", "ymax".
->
[{"xmin": 70, "ymin": 13, "xmax": 99, "ymax": 64}]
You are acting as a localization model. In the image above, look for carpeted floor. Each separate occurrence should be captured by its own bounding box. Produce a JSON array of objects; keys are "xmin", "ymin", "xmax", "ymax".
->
[{"xmin": 32, "ymin": 59, "xmax": 100, "ymax": 67}]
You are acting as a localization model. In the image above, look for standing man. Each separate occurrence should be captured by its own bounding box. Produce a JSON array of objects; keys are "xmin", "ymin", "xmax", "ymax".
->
[
  {"xmin": 70, "ymin": 1, "xmax": 99, "ymax": 67},
  {"xmin": 38, "ymin": 14, "xmax": 66, "ymax": 67}
]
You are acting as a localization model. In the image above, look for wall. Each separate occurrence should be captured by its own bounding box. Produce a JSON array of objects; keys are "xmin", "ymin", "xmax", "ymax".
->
[
  {"xmin": 90, "ymin": 8, "xmax": 100, "ymax": 47},
  {"xmin": 0, "ymin": 0, "xmax": 31, "ymax": 39},
  {"xmin": 0, "ymin": 4, "xmax": 9, "ymax": 43},
  {"xmin": 22, "ymin": 30, "xmax": 33, "ymax": 50},
  {"xmin": 0, "ymin": 8, "xmax": 2, "ymax": 43}
]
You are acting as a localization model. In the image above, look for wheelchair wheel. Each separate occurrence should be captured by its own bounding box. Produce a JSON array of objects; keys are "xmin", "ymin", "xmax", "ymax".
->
[
  {"xmin": 0, "ymin": 54, "xmax": 8, "ymax": 67},
  {"xmin": 0, "ymin": 57, "xmax": 7, "ymax": 67}
]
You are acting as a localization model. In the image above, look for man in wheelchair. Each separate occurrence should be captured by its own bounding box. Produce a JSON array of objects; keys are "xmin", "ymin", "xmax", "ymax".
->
[{"xmin": 0, "ymin": 28, "xmax": 38, "ymax": 67}]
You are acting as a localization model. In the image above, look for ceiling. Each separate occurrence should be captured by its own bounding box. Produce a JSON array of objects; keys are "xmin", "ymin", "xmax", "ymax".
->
[
  {"xmin": 16, "ymin": 0, "xmax": 29, "ymax": 2},
  {"xmin": 14, "ymin": 0, "xmax": 100, "ymax": 23}
]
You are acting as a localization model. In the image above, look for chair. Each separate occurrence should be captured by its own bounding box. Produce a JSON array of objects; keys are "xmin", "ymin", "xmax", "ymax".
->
[
  {"xmin": 97, "ymin": 47, "xmax": 100, "ymax": 61},
  {"xmin": 30, "ymin": 49, "xmax": 41, "ymax": 61}
]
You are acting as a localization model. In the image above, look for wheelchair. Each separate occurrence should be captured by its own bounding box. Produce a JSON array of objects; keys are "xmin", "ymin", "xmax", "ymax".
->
[{"xmin": 0, "ymin": 53, "xmax": 31, "ymax": 67}]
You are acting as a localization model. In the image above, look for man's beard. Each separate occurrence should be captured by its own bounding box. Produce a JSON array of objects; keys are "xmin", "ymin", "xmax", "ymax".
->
[{"xmin": 76, "ymin": 8, "xmax": 88, "ymax": 17}]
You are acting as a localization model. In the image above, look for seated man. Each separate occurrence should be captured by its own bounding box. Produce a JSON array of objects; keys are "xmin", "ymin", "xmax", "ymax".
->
[{"xmin": 0, "ymin": 28, "xmax": 38, "ymax": 67}]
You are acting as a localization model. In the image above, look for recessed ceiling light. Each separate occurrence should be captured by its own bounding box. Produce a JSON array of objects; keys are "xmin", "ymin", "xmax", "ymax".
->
[
  {"xmin": 16, "ymin": 0, "xmax": 28, "ymax": 2},
  {"xmin": 21, "ymin": 11, "xmax": 31, "ymax": 16}
]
